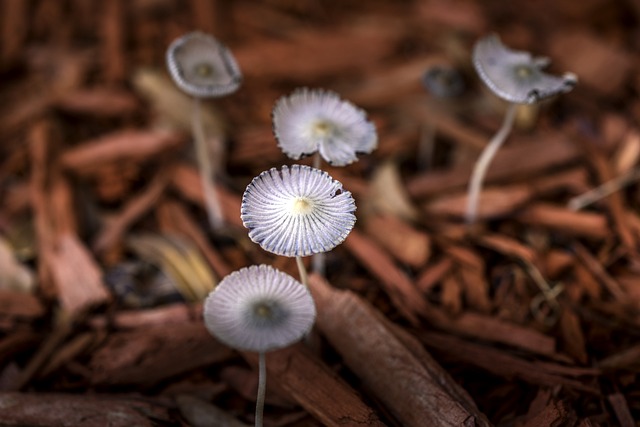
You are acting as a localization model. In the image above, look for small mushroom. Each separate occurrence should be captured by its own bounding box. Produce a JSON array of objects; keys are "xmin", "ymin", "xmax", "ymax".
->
[
  {"xmin": 418, "ymin": 63, "xmax": 467, "ymax": 170},
  {"xmin": 204, "ymin": 265, "xmax": 316, "ymax": 353},
  {"xmin": 472, "ymin": 34, "xmax": 576, "ymax": 105},
  {"xmin": 422, "ymin": 64, "xmax": 466, "ymax": 99},
  {"xmin": 166, "ymin": 32, "xmax": 242, "ymax": 98},
  {"xmin": 272, "ymin": 88, "xmax": 377, "ymax": 168},
  {"xmin": 241, "ymin": 165, "xmax": 356, "ymax": 286},
  {"xmin": 166, "ymin": 32, "xmax": 242, "ymax": 230},
  {"xmin": 203, "ymin": 264, "xmax": 315, "ymax": 427},
  {"xmin": 465, "ymin": 34, "xmax": 577, "ymax": 224}
]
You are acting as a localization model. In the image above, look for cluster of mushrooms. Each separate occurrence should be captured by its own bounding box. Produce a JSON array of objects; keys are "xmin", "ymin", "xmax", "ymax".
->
[
  {"xmin": 165, "ymin": 31, "xmax": 576, "ymax": 426},
  {"xmin": 167, "ymin": 32, "xmax": 377, "ymax": 426}
]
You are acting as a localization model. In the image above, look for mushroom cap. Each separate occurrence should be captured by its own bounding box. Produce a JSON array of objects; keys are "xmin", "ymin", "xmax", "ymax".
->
[
  {"xmin": 272, "ymin": 88, "xmax": 378, "ymax": 166},
  {"xmin": 422, "ymin": 65, "xmax": 466, "ymax": 98},
  {"xmin": 166, "ymin": 32, "xmax": 242, "ymax": 98},
  {"xmin": 473, "ymin": 34, "xmax": 577, "ymax": 104},
  {"xmin": 203, "ymin": 265, "xmax": 316, "ymax": 353},
  {"xmin": 241, "ymin": 164, "xmax": 356, "ymax": 257}
]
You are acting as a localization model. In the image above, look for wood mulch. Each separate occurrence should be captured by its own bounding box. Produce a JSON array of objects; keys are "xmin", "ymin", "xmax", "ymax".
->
[{"xmin": 0, "ymin": 0, "xmax": 639, "ymax": 426}]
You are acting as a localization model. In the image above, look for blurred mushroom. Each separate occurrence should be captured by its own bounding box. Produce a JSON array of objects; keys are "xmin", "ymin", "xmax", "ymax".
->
[
  {"xmin": 272, "ymin": 88, "xmax": 377, "ymax": 168},
  {"xmin": 473, "ymin": 34, "xmax": 577, "ymax": 105},
  {"xmin": 421, "ymin": 64, "xmax": 466, "ymax": 99},
  {"xmin": 166, "ymin": 32, "xmax": 242, "ymax": 98},
  {"xmin": 418, "ymin": 63, "xmax": 467, "ymax": 170},
  {"xmin": 465, "ymin": 34, "xmax": 577, "ymax": 224},
  {"xmin": 203, "ymin": 265, "xmax": 315, "ymax": 427},
  {"xmin": 166, "ymin": 32, "xmax": 242, "ymax": 230}
]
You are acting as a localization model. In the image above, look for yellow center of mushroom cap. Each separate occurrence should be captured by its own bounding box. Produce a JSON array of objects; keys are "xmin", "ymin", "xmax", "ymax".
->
[
  {"xmin": 255, "ymin": 303, "xmax": 272, "ymax": 318},
  {"xmin": 291, "ymin": 197, "xmax": 314, "ymax": 215},
  {"xmin": 516, "ymin": 65, "xmax": 533, "ymax": 78},
  {"xmin": 194, "ymin": 62, "xmax": 214, "ymax": 77},
  {"xmin": 311, "ymin": 120, "xmax": 334, "ymax": 137}
]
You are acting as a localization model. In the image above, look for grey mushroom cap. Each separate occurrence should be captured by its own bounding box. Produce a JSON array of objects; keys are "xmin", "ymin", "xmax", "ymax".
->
[
  {"xmin": 166, "ymin": 32, "xmax": 242, "ymax": 98},
  {"xmin": 473, "ymin": 34, "xmax": 577, "ymax": 104},
  {"xmin": 272, "ymin": 88, "xmax": 378, "ymax": 166},
  {"xmin": 422, "ymin": 65, "xmax": 466, "ymax": 98},
  {"xmin": 241, "ymin": 165, "xmax": 356, "ymax": 257},
  {"xmin": 203, "ymin": 265, "xmax": 316, "ymax": 353}
]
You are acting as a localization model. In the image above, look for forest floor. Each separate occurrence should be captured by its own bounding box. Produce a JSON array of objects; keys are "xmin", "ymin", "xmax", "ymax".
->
[{"xmin": 0, "ymin": 0, "xmax": 639, "ymax": 426}]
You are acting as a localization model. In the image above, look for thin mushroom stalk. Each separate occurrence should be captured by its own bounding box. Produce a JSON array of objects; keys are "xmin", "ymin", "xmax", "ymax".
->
[
  {"xmin": 192, "ymin": 97, "xmax": 225, "ymax": 229},
  {"xmin": 296, "ymin": 256, "xmax": 309, "ymax": 288},
  {"xmin": 255, "ymin": 352, "xmax": 266, "ymax": 427},
  {"xmin": 465, "ymin": 103, "xmax": 517, "ymax": 224}
]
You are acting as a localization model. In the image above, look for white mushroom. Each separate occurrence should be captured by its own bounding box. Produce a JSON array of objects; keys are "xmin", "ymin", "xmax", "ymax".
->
[
  {"xmin": 241, "ymin": 164, "xmax": 356, "ymax": 287},
  {"xmin": 203, "ymin": 265, "xmax": 316, "ymax": 353},
  {"xmin": 203, "ymin": 264, "xmax": 315, "ymax": 427},
  {"xmin": 465, "ymin": 34, "xmax": 577, "ymax": 224},
  {"xmin": 272, "ymin": 88, "xmax": 377, "ymax": 167},
  {"xmin": 166, "ymin": 32, "xmax": 242, "ymax": 98},
  {"xmin": 165, "ymin": 32, "xmax": 243, "ymax": 230},
  {"xmin": 472, "ymin": 34, "xmax": 577, "ymax": 105},
  {"xmin": 241, "ymin": 165, "xmax": 356, "ymax": 257}
]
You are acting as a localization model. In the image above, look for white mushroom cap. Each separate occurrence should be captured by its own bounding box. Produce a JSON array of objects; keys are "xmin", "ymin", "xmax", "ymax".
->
[
  {"xmin": 203, "ymin": 265, "xmax": 316, "ymax": 352},
  {"xmin": 272, "ymin": 88, "xmax": 378, "ymax": 166},
  {"xmin": 473, "ymin": 34, "xmax": 577, "ymax": 104},
  {"xmin": 166, "ymin": 32, "xmax": 242, "ymax": 98},
  {"xmin": 241, "ymin": 165, "xmax": 356, "ymax": 257}
]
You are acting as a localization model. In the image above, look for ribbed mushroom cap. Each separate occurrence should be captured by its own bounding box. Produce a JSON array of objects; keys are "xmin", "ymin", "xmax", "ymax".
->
[
  {"xmin": 272, "ymin": 88, "xmax": 377, "ymax": 166},
  {"xmin": 166, "ymin": 32, "xmax": 242, "ymax": 98},
  {"xmin": 241, "ymin": 165, "xmax": 356, "ymax": 257},
  {"xmin": 203, "ymin": 265, "xmax": 316, "ymax": 352},
  {"xmin": 473, "ymin": 34, "xmax": 577, "ymax": 104}
]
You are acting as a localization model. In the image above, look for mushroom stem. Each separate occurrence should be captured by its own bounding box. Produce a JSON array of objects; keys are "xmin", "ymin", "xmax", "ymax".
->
[
  {"xmin": 295, "ymin": 256, "xmax": 309, "ymax": 287},
  {"xmin": 255, "ymin": 351, "xmax": 266, "ymax": 427},
  {"xmin": 192, "ymin": 97, "xmax": 224, "ymax": 230},
  {"xmin": 465, "ymin": 102, "xmax": 517, "ymax": 224}
]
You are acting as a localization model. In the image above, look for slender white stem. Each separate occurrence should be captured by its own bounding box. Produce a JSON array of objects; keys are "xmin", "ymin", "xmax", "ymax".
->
[
  {"xmin": 568, "ymin": 166, "xmax": 640, "ymax": 211},
  {"xmin": 296, "ymin": 256, "xmax": 309, "ymax": 287},
  {"xmin": 465, "ymin": 103, "xmax": 517, "ymax": 224},
  {"xmin": 255, "ymin": 351, "xmax": 266, "ymax": 427},
  {"xmin": 313, "ymin": 152, "xmax": 321, "ymax": 169},
  {"xmin": 192, "ymin": 97, "xmax": 224, "ymax": 230}
]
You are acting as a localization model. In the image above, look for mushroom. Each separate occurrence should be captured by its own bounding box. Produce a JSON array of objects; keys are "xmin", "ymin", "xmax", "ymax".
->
[
  {"xmin": 204, "ymin": 264, "xmax": 316, "ymax": 427},
  {"xmin": 272, "ymin": 88, "xmax": 377, "ymax": 169},
  {"xmin": 166, "ymin": 32, "xmax": 242, "ymax": 230},
  {"xmin": 466, "ymin": 34, "xmax": 577, "ymax": 224},
  {"xmin": 241, "ymin": 164, "xmax": 356, "ymax": 286},
  {"xmin": 272, "ymin": 88, "xmax": 374, "ymax": 275},
  {"xmin": 422, "ymin": 64, "xmax": 466, "ymax": 99},
  {"xmin": 418, "ymin": 63, "xmax": 468, "ymax": 170}
]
